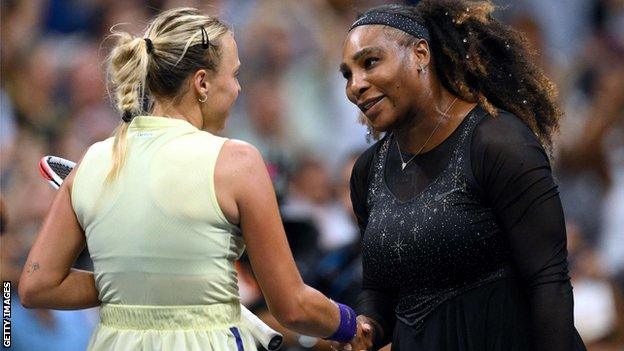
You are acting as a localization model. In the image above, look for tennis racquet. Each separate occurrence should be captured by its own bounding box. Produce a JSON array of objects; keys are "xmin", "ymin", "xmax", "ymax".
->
[
  {"xmin": 39, "ymin": 156, "xmax": 76, "ymax": 190},
  {"xmin": 38, "ymin": 155, "xmax": 284, "ymax": 351}
]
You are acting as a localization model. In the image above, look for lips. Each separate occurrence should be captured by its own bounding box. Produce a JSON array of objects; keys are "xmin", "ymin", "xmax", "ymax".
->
[{"xmin": 358, "ymin": 96, "xmax": 385, "ymax": 114}]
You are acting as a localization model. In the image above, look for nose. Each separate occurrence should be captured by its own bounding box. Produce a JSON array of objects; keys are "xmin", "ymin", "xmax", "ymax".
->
[{"xmin": 349, "ymin": 72, "xmax": 370, "ymax": 101}]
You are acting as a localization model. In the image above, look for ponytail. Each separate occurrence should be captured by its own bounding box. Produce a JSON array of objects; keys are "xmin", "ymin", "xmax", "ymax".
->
[
  {"xmin": 105, "ymin": 7, "xmax": 230, "ymax": 182},
  {"xmin": 106, "ymin": 33, "xmax": 150, "ymax": 182}
]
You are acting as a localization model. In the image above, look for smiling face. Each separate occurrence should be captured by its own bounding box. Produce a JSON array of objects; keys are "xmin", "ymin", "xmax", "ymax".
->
[{"xmin": 340, "ymin": 25, "xmax": 430, "ymax": 132}]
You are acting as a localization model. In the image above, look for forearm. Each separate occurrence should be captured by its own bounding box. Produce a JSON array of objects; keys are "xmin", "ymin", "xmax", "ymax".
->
[
  {"xmin": 356, "ymin": 288, "xmax": 397, "ymax": 346},
  {"xmin": 276, "ymin": 285, "xmax": 340, "ymax": 338},
  {"xmin": 528, "ymin": 281, "xmax": 576, "ymax": 351},
  {"xmin": 19, "ymin": 269, "xmax": 100, "ymax": 310}
]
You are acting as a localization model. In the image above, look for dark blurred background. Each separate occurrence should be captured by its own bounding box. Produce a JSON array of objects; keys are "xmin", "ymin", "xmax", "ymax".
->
[{"xmin": 1, "ymin": 0, "xmax": 623, "ymax": 350}]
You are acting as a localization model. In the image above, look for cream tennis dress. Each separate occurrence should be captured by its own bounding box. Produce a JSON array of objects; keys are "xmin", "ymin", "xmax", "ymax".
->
[{"xmin": 72, "ymin": 116, "xmax": 257, "ymax": 351}]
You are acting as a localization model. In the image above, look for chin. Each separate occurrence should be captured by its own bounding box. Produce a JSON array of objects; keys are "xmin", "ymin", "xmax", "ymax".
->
[{"xmin": 369, "ymin": 114, "xmax": 396, "ymax": 133}]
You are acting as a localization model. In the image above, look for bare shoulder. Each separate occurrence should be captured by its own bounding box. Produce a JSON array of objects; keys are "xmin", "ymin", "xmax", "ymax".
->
[
  {"xmin": 215, "ymin": 139, "xmax": 270, "ymax": 223},
  {"xmin": 218, "ymin": 139, "xmax": 265, "ymax": 174},
  {"xmin": 221, "ymin": 139, "xmax": 262, "ymax": 160}
]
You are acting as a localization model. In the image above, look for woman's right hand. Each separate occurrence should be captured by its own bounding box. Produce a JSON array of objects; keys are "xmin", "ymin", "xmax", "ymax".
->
[
  {"xmin": 331, "ymin": 317, "xmax": 374, "ymax": 351},
  {"xmin": 351, "ymin": 317, "xmax": 374, "ymax": 351}
]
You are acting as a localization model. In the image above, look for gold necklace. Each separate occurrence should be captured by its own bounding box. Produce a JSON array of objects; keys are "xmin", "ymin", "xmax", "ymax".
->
[{"xmin": 396, "ymin": 97, "xmax": 458, "ymax": 171}]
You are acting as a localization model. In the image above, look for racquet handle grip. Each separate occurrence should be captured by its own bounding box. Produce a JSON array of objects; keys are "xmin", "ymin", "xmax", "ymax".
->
[{"xmin": 240, "ymin": 305, "xmax": 283, "ymax": 350}]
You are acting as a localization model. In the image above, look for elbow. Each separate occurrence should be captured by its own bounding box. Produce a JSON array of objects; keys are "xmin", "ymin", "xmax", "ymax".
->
[
  {"xmin": 18, "ymin": 283, "xmax": 37, "ymax": 309},
  {"xmin": 18, "ymin": 278, "xmax": 47, "ymax": 309}
]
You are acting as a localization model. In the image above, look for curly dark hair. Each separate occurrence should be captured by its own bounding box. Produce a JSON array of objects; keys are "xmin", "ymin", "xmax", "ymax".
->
[{"xmin": 357, "ymin": 0, "xmax": 562, "ymax": 153}]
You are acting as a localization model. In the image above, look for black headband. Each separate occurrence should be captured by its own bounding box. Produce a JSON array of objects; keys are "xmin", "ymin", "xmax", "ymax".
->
[{"xmin": 350, "ymin": 12, "xmax": 430, "ymax": 42}]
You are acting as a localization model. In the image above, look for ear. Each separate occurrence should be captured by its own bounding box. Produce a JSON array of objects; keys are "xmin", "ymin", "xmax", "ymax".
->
[
  {"xmin": 412, "ymin": 39, "xmax": 431, "ymax": 67},
  {"xmin": 192, "ymin": 69, "xmax": 210, "ymax": 97}
]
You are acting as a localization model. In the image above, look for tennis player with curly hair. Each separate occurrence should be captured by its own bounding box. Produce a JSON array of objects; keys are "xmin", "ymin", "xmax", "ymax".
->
[{"xmin": 339, "ymin": 1, "xmax": 587, "ymax": 350}]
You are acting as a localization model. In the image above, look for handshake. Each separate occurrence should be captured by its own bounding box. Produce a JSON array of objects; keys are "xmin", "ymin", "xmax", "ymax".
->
[{"xmin": 329, "ymin": 315, "xmax": 376, "ymax": 351}]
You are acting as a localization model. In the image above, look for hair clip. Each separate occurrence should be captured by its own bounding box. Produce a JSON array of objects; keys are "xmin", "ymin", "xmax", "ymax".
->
[{"xmin": 200, "ymin": 27, "xmax": 209, "ymax": 49}]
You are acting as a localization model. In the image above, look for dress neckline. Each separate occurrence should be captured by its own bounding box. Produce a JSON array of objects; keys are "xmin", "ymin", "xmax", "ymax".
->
[
  {"xmin": 379, "ymin": 105, "xmax": 482, "ymax": 204},
  {"xmin": 392, "ymin": 104, "xmax": 481, "ymax": 159}
]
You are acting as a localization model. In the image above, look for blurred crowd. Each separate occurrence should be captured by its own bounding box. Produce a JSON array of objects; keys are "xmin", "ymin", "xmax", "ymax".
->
[{"xmin": 1, "ymin": 0, "xmax": 623, "ymax": 350}]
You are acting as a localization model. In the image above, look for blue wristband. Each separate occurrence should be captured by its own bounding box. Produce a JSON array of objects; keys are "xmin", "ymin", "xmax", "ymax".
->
[{"xmin": 325, "ymin": 302, "xmax": 357, "ymax": 343}]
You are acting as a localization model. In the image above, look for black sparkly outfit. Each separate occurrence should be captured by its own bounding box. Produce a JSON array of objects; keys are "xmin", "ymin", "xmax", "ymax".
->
[{"xmin": 351, "ymin": 106, "xmax": 586, "ymax": 351}]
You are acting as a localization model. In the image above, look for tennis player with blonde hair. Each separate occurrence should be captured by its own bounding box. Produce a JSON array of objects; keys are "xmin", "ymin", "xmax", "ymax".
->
[{"xmin": 19, "ymin": 7, "xmax": 366, "ymax": 350}]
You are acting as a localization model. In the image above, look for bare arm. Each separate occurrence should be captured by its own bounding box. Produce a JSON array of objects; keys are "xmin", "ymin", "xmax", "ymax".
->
[
  {"xmin": 216, "ymin": 140, "xmax": 340, "ymax": 337},
  {"xmin": 18, "ymin": 168, "xmax": 100, "ymax": 309}
]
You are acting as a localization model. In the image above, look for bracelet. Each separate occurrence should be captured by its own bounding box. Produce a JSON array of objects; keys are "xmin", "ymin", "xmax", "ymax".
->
[
  {"xmin": 298, "ymin": 334, "xmax": 318, "ymax": 348},
  {"xmin": 324, "ymin": 302, "xmax": 357, "ymax": 343}
]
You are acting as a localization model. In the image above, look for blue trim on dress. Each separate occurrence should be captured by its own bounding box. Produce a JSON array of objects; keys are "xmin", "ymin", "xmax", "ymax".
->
[{"xmin": 230, "ymin": 327, "xmax": 245, "ymax": 351}]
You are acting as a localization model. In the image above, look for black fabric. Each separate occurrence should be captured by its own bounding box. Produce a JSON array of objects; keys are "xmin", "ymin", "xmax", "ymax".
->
[
  {"xmin": 361, "ymin": 110, "xmax": 515, "ymax": 332},
  {"xmin": 392, "ymin": 278, "xmax": 531, "ymax": 351},
  {"xmin": 350, "ymin": 11, "xmax": 431, "ymax": 42},
  {"xmin": 385, "ymin": 128, "xmax": 456, "ymax": 202},
  {"xmin": 351, "ymin": 106, "xmax": 586, "ymax": 351}
]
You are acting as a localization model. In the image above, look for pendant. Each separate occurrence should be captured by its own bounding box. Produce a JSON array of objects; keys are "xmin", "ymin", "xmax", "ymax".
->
[{"xmin": 402, "ymin": 162, "xmax": 407, "ymax": 170}]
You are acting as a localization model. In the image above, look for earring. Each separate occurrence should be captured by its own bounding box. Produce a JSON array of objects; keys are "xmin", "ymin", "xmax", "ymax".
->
[
  {"xmin": 198, "ymin": 94, "xmax": 207, "ymax": 103},
  {"xmin": 365, "ymin": 124, "xmax": 376, "ymax": 143},
  {"xmin": 417, "ymin": 64, "xmax": 427, "ymax": 74}
]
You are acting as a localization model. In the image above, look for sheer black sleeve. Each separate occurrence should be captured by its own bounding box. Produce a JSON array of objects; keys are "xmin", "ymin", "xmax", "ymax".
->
[
  {"xmin": 350, "ymin": 145, "xmax": 376, "ymax": 237},
  {"xmin": 471, "ymin": 112, "xmax": 583, "ymax": 351},
  {"xmin": 350, "ymin": 143, "xmax": 398, "ymax": 347}
]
